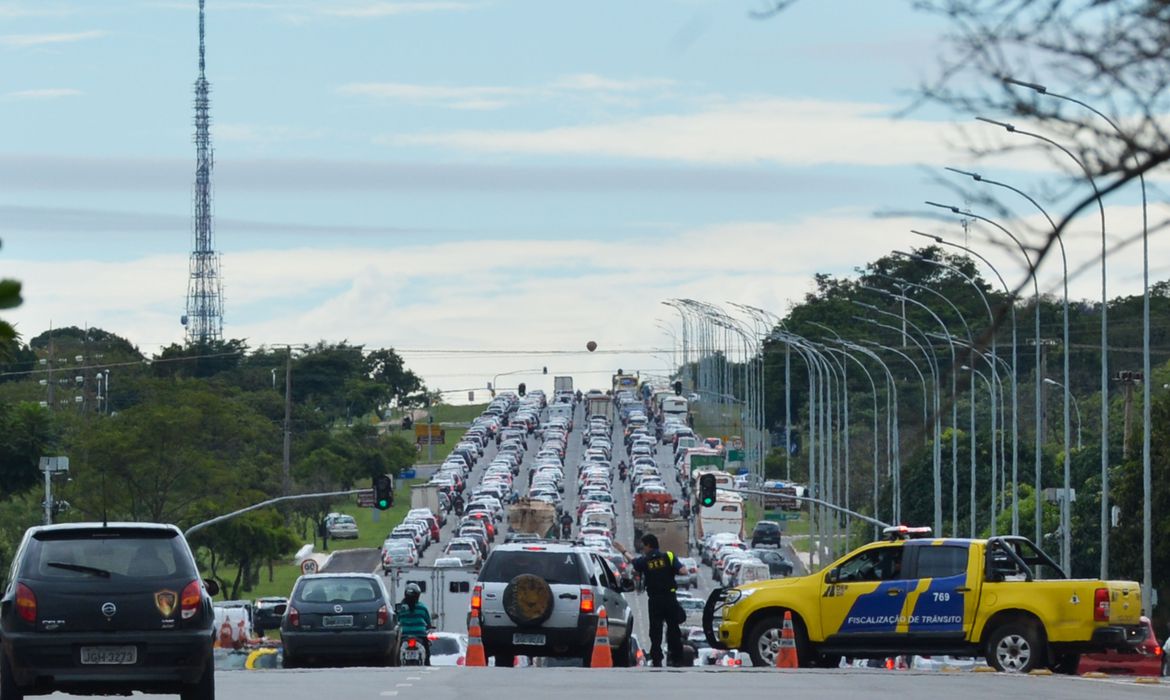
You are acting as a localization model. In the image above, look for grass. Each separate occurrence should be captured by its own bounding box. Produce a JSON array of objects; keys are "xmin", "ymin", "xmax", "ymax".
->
[{"xmin": 430, "ymin": 404, "xmax": 488, "ymax": 424}]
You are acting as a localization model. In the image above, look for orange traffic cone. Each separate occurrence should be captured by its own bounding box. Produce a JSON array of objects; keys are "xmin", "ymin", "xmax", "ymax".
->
[
  {"xmin": 465, "ymin": 612, "xmax": 487, "ymax": 667},
  {"xmin": 774, "ymin": 611, "xmax": 798, "ymax": 669},
  {"xmin": 589, "ymin": 607, "xmax": 613, "ymax": 668}
]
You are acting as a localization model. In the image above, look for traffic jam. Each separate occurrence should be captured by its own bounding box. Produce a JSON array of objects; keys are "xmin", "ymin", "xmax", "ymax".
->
[
  {"xmin": 230, "ymin": 373, "xmax": 1164, "ymax": 675},
  {"xmin": 2, "ymin": 374, "xmax": 1165, "ymax": 699}
]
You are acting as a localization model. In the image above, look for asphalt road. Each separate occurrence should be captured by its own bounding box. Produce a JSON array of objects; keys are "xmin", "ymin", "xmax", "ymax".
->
[{"xmin": 86, "ymin": 665, "xmax": 1170, "ymax": 699}]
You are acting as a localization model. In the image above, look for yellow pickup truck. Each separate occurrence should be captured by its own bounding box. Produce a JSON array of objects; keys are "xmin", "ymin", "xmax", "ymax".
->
[{"xmin": 702, "ymin": 527, "xmax": 1144, "ymax": 672}]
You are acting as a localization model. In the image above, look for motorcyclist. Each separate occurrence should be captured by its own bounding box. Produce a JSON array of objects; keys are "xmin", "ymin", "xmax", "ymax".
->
[
  {"xmin": 560, "ymin": 512, "xmax": 573, "ymax": 539},
  {"xmin": 619, "ymin": 461, "xmax": 628, "ymax": 481},
  {"xmin": 396, "ymin": 583, "xmax": 432, "ymax": 665},
  {"xmin": 452, "ymin": 493, "xmax": 465, "ymax": 516}
]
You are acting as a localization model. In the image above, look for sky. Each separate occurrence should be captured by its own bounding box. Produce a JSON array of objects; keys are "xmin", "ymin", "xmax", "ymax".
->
[{"xmin": 2, "ymin": 0, "xmax": 1165, "ymax": 401}]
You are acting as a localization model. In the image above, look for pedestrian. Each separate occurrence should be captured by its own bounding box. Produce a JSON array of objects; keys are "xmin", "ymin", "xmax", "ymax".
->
[{"xmin": 615, "ymin": 534, "xmax": 685, "ymax": 667}]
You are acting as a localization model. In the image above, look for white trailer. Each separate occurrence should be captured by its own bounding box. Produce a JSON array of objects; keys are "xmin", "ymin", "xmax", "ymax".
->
[{"xmin": 384, "ymin": 565, "xmax": 479, "ymax": 633}]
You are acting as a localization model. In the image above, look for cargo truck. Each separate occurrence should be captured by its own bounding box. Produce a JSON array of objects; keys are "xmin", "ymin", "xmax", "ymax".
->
[
  {"xmin": 632, "ymin": 492, "xmax": 689, "ymax": 558},
  {"xmin": 409, "ymin": 483, "xmax": 442, "ymax": 515},
  {"xmin": 554, "ymin": 376, "xmax": 574, "ymax": 393},
  {"xmin": 586, "ymin": 396, "xmax": 615, "ymax": 423},
  {"xmin": 506, "ymin": 497, "xmax": 558, "ymax": 538}
]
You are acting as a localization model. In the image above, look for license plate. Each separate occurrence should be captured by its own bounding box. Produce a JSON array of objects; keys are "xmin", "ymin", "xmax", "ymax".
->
[
  {"xmin": 512, "ymin": 633, "xmax": 545, "ymax": 646},
  {"xmin": 322, "ymin": 615, "xmax": 354, "ymax": 628},
  {"xmin": 80, "ymin": 646, "xmax": 137, "ymax": 665},
  {"xmin": 401, "ymin": 649, "xmax": 424, "ymax": 662}
]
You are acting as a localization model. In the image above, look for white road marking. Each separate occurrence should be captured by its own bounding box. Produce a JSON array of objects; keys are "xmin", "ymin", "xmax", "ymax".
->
[
  {"xmin": 380, "ymin": 692, "xmax": 399, "ymax": 697},
  {"xmin": 406, "ymin": 675, "xmax": 421, "ymax": 680}
]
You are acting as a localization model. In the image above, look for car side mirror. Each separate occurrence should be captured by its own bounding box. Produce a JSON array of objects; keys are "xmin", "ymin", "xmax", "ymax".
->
[
  {"xmin": 621, "ymin": 577, "xmax": 636, "ymax": 593},
  {"xmin": 273, "ymin": 603, "xmax": 288, "ymax": 616},
  {"xmin": 826, "ymin": 567, "xmax": 841, "ymax": 584},
  {"xmin": 203, "ymin": 579, "xmax": 220, "ymax": 597}
]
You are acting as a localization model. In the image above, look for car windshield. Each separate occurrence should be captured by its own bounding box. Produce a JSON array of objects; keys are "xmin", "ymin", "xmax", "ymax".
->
[
  {"xmin": 479, "ymin": 551, "xmax": 584, "ymax": 584},
  {"xmin": 297, "ymin": 578, "xmax": 380, "ymax": 603}
]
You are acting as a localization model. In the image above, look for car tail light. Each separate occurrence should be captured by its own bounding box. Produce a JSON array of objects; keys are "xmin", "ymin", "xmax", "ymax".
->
[
  {"xmin": 1094, "ymin": 588, "xmax": 1110, "ymax": 621},
  {"xmin": 580, "ymin": 588, "xmax": 595, "ymax": 614},
  {"xmin": 407, "ymin": 638, "xmax": 418, "ymax": 649},
  {"xmin": 457, "ymin": 656, "xmax": 465, "ymax": 666},
  {"xmin": 15, "ymin": 583, "xmax": 36, "ymax": 623},
  {"xmin": 288, "ymin": 606, "xmax": 300, "ymax": 627},
  {"xmin": 180, "ymin": 580, "xmax": 202, "ymax": 620},
  {"xmin": 471, "ymin": 584, "xmax": 482, "ymax": 615},
  {"xmin": 377, "ymin": 605, "xmax": 389, "ymax": 626},
  {"xmin": 428, "ymin": 633, "xmax": 438, "ymax": 641}
]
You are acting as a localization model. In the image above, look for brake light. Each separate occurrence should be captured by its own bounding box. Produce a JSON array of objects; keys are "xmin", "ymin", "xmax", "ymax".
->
[
  {"xmin": 377, "ymin": 605, "xmax": 389, "ymax": 626},
  {"xmin": 288, "ymin": 606, "xmax": 300, "ymax": 627},
  {"xmin": 180, "ymin": 580, "xmax": 202, "ymax": 620},
  {"xmin": 15, "ymin": 583, "xmax": 36, "ymax": 623},
  {"xmin": 580, "ymin": 588, "xmax": 595, "ymax": 614},
  {"xmin": 471, "ymin": 584, "xmax": 482, "ymax": 615},
  {"xmin": 1094, "ymin": 588, "xmax": 1110, "ymax": 621},
  {"xmin": 407, "ymin": 638, "xmax": 418, "ymax": 649}
]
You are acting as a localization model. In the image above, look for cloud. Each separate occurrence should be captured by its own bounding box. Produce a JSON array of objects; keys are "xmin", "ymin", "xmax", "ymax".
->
[
  {"xmin": 0, "ymin": 154, "xmax": 856, "ymax": 194},
  {"xmin": 338, "ymin": 73, "xmax": 679, "ymax": 111},
  {"xmin": 337, "ymin": 82, "xmax": 525, "ymax": 111},
  {"xmin": 214, "ymin": 123, "xmax": 327, "ymax": 144},
  {"xmin": 0, "ymin": 29, "xmax": 105, "ymax": 48},
  {"xmin": 7, "ymin": 207, "xmax": 1164, "ymax": 395},
  {"xmin": 1, "ymin": 88, "xmax": 82, "ymax": 100},
  {"xmin": 0, "ymin": 2, "xmax": 75, "ymax": 19},
  {"xmin": 389, "ymin": 97, "xmax": 964, "ymax": 167},
  {"xmin": 320, "ymin": 2, "xmax": 476, "ymax": 18}
]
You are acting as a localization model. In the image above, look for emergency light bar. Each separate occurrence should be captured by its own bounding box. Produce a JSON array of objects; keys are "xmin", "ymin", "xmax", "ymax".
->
[{"xmin": 881, "ymin": 525, "xmax": 933, "ymax": 541}]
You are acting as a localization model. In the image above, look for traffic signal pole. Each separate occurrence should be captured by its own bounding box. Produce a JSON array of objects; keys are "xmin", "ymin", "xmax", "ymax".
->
[{"xmin": 185, "ymin": 488, "xmax": 368, "ymax": 538}]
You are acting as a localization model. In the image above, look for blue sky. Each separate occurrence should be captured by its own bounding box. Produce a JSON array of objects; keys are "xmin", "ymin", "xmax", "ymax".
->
[{"xmin": 2, "ymin": 0, "xmax": 1162, "ymax": 397}]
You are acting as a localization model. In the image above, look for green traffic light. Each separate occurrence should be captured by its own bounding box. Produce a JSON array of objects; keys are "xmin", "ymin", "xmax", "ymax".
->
[{"xmin": 377, "ymin": 499, "xmax": 389, "ymax": 509}]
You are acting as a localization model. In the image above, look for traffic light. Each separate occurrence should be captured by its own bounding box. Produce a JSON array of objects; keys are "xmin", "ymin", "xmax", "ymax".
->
[
  {"xmin": 373, "ymin": 474, "xmax": 394, "ymax": 510},
  {"xmin": 673, "ymin": 380, "xmax": 683, "ymax": 396},
  {"xmin": 518, "ymin": 382, "xmax": 527, "ymax": 397},
  {"xmin": 699, "ymin": 473, "xmax": 717, "ymax": 508}
]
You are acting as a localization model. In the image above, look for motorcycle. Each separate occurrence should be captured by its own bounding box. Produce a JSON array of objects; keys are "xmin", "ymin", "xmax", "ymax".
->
[
  {"xmin": 453, "ymin": 500, "xmax": 465, "ymax": 517},
  {"xmin": 561, "ymin": 522, "xmax": 573, "ymax": 539},
  {"xmin": 399, "ymin": 634, "xmax": 429, "ymax": 666}
]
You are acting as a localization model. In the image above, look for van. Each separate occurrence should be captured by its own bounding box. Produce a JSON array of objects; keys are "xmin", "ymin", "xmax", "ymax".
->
[{"xmin": 736, "ymin": 559, "xmax": 772, "ymax": 586}]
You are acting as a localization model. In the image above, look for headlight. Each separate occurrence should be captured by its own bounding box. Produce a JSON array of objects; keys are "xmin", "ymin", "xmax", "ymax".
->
[{"xmin": 724, "ymin": 588, "xmax": 744, "ymax": 605}]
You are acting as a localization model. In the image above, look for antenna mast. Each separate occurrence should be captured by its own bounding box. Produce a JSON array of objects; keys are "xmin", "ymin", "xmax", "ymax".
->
[{"xmin": 183, "ymin": 0, "xmax": 224, "ymax": 344}]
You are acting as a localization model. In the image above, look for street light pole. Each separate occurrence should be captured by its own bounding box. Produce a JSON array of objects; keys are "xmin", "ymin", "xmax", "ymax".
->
[
  {"xmin": 976, "ymin": 116, "xmax": 1110, "ymax": 578},
  {"xmin": 1045, "ymin": 378, "xmax": 1083, "ymax": 450},
  {"xmin": 942, "ymin": 168, "xmax": 1073, "ymax": 568},
  {"xmin": 1003, "ymin": 76, "xmax": 1151, "ymax": 608}
]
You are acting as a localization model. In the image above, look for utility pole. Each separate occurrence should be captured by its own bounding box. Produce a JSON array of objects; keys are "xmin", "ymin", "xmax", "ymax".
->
[
  {"xmin": 282, "ymin": 348, "xmax": 292, "ymax": 497},
  {"xmin": 1118, "ymin": 371, "xmax": 1141, "ymax": 460}
]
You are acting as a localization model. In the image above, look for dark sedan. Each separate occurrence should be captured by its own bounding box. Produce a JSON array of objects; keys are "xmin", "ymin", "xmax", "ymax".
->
[
  {"xmin": 280, "ymin": 573, "xmax": 399, "ymax": 668},
  {"xmin": 747, "ymin": 548, "xmax": 795, "ymax": 577}
]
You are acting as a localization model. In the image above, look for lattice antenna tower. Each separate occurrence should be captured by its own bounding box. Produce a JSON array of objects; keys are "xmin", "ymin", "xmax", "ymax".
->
[{"xmin": 183, "ymin": 0, "xmax": 224, "ymax": 344}]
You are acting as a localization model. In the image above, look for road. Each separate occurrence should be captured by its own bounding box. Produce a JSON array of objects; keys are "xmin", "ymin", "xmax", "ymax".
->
[{"xmin": 64, "ymin": 665, "xmax": 1169, "ymax": 699}]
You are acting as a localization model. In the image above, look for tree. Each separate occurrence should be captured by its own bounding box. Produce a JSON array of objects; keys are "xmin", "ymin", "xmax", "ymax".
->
[
  {"xmin": 153, "ymin": 339, "xmax": 247, "ymax": 380},
  {"xmin": 68, "ymin": 379, "xmax": 280, "ymax": 525},
  {"xmin": 0, "ymin": 402, "xmax": 56, "ymax": 496},
  {"xmin": 189, "ymin": 509, "xmax": 298, "ymax": 599}
]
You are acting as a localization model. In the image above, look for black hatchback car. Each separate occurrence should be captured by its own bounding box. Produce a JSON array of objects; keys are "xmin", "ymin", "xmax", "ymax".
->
[
  {"xmin": 0, "ymin": 523, "xmax": 217, "ymax": 700},
  {"xmin": 279, "ymin": 573, "xmax": 399, "ymax": 668}
]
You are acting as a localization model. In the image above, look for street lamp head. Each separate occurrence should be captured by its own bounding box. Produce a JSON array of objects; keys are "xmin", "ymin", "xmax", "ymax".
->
[
  {"xmin": 911, "ymin": 230, "xmax": 946, "ymax": 244},
  {"xmin": 925, "ymin": 200, "xmax": 963, "ymax": 215},
  {"xmin": 944, "ymin": 166, "xmax": 983, "ymax": 182},
  {"xmin": 1002, "ymin": 76, "xmax": 1048, "ymax": 94},
  {"xmin": 1043, "ymin": 377, "xmax": 1060, "ymax": 387},
  {"xmin": 975, "ymin": 116, "xmax": 1016, "ymax": 132},
  {"xmin": 960, "ymin": 365, "xmax": 973, "ymax": 372}
]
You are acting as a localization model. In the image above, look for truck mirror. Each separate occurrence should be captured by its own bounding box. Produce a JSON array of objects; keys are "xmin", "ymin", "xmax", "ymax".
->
[
  {"xmin": 621, "ymin": 578, "xmax": 636, "ymax": 593},
  {"xmin": 826, "ymin": 567, "xmax": 841, "ymax": 584}
]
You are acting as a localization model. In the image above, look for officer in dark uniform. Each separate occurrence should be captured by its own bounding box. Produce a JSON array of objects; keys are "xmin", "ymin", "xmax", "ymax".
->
[{"xmin": 616, "ymin": 534, "xmax": 685, "ymax": 667}]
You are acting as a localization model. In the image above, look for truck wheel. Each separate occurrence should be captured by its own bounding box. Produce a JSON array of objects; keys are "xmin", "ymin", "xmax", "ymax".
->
[
  {"xmin": 986, "ymin": 623, "xmax": 1046, "ymax": 673},
  {"xmin": 744, "ymin": 613, "xmax": 809, "ymax": 668}
]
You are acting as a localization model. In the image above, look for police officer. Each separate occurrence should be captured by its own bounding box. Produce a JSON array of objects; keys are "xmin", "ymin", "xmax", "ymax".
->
[{"xmin": 615, "ymin": 534, "xmax": 685, "ymax": 667}]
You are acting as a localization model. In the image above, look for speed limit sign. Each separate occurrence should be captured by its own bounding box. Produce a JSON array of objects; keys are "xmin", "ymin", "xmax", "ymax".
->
[{"xmin": 300, "ymin": 559, "xmax": 319, "ymax": 575}]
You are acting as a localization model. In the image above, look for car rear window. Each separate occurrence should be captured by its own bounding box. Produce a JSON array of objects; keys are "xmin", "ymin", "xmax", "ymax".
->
[
  {"xmin": 479, "ymin": 551, "xmax": 585, "ymax": 585},
  {"xmin": 430, "ymin": 636, "xmax": 463, "ymax": 655},
  {"xmin": 296, "ymin": 578, "xmax": 381, "ymax": 603},
  {"xmin": 24, "ymin": 529, "xmax": 193, "ymax": 580}
]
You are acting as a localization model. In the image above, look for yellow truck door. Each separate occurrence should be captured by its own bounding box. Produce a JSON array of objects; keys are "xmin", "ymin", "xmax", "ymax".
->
[
  {"xmin": 819, "ymin": 545, "xmax": 910, "ymax": 640},
  {"xmin": 903, "ymin": 542, "xmax": 978, "ymax": 638}
]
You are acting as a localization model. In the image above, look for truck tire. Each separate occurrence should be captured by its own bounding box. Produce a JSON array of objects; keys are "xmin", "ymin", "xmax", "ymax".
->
[
  {"xmin": 744, "ymin": 613, "xmax": 809, "ymax": 668},
  {"xmin": 986, "ymin": 622, "xmax": 1046, "ymax": 673}
]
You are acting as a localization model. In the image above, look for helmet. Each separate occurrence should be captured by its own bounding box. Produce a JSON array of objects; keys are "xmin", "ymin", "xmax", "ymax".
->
[{"xmin": 404, "ymin": 583, "xmax": 421, "ymax": 603}]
